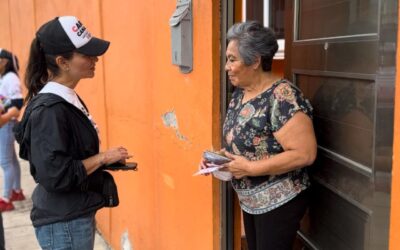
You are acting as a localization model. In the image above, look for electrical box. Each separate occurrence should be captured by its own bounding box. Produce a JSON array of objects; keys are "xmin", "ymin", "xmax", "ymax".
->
[{"xmin": 169, "ymin": 0, "xmax": 192, "ymax": 73}]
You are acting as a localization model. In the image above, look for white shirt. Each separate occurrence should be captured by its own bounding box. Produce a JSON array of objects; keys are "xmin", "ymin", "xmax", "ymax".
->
[
  {"xmin": 39, "ymin": 81, "xmax": 99, "ymax": 134},
  {"xmin": 0, "ymin": 72, "xmax": 22, "ymax": 99}
]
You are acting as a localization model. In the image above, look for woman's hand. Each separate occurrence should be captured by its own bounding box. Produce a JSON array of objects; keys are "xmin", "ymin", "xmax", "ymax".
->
[
  {"xmin": 198, "ymin": 158, "xmax": 211, "ymax": 176},
  {"xmin": 198, "ymin": 148, "xmax": 228, "ymax": 176},
  {"xmin": 222, "ymin": 151, "xmax": 253, "ymax": 179},
  {"xmin": 0, "ymin": 107, "xmax": 19, "ymax": 127},
  {"xmin": 102, "ymin": 146, "xmax": 131, "ymax": 165},
  {"xmin": 7, "ymin": 107, "xmax": 19, "ymax": 118},
  {"xmin": 83, "ymin": 146, "xmax": 132, "ymax": 175}
]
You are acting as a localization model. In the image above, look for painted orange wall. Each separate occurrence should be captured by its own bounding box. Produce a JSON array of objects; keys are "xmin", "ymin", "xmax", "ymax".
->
[
  {"xmin": 100, "ymin": 1, "xmax": 219, "ymax": 249},
  {"xmin": 0, "ymin": 0, "xmax": 35, "ymax": 97},
  {"xmin": 0, "ymin": 0, "xmax": 220, "ymax": 249},
  {"xmin": 389, "ymin": 4, "xmax": 400, "ymax": 250}
]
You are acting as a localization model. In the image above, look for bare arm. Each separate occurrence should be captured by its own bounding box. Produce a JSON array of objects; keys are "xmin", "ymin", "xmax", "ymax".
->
[
  {"xmin": 82, "ymin": 147, "xmax": 131, "ymax": 175},
  {"xmin": 224, "ymin": 112, "xmax": 317, "ymax": 178}
]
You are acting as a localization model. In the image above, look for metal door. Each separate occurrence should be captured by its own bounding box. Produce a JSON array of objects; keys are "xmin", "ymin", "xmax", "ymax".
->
[{"xmin": 285, "ymin": 0, "xmax": 397, "ymax": 249}]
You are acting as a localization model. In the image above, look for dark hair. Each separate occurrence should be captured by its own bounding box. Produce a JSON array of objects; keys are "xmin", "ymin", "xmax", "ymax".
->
[
  {"xmin": 227, "ymin": 21, "xmax": 278, "ymax": 71},
  {"xmin": 0, "ymin": 49, "xmax": 19, "ymax": 76},
  {"xmin": 24, "ymin": 38, "xmax": 73, "ymax": 103}
]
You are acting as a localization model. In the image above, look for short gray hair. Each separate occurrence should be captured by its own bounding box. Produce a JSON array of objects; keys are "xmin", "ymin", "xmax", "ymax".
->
[{"xmin": 227, "ymin": 21, "xmax": 278, "ymax": 71}]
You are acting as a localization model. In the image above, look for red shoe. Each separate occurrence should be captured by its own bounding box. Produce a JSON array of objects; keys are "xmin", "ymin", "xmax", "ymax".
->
[
  {"xmin": 0, "ymin": 199, "xmax": 14, "ymax": 212},
  {"xmin": 10, "ymin": 190, "xmax": 25, "ymax": 201}
]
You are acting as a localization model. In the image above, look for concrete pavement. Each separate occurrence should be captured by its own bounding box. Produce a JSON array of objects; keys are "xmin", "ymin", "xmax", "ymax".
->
[{"xmin": 1, "ymin": 153, "xmax": 111, "ymax": 250}]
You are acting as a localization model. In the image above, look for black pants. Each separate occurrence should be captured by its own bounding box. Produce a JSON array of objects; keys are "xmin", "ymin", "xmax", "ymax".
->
[{"xmin": 243, "ymin": 190, "xmax": 309, "ymax": 250}]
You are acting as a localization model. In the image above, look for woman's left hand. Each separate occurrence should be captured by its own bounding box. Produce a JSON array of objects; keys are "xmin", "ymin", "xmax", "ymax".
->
[{"xmin": 222, "ymin": 151, "xmax": 253, "ymax": 179}]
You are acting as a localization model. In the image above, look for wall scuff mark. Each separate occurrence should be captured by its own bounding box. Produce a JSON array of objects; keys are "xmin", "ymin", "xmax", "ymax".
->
[
  {"xmin": 161, "ymin": 173, "xmax": 175, "ymax": 189},
  {"xmin": 121, "ymin": 230, "xmax": 132, "ymax": 250},
  {"xmin": 161, "ymin": 110, "xmax": 188, "ymax": 141}
]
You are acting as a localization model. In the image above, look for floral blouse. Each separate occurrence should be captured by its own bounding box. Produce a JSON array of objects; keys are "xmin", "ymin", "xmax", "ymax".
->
[{"xmin": 223, "ymin": 79, "xmax": 313, "ymax": 215}]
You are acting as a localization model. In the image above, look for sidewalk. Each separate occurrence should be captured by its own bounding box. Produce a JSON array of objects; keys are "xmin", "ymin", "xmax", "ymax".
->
[{"xmin": 1, "ymin": 155, "xmax": 111, "ymax": 250}]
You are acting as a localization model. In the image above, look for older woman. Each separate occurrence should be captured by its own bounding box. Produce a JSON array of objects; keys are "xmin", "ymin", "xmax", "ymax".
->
[{"xmin": 203, "ymin": 21, "xmax": 317, "ymax": 250}]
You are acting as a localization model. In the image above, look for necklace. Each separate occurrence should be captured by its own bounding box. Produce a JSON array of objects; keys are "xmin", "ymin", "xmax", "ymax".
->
[
  {"xmin": 242, "ymin": 78, "xmax": 281, "ymax": 104},
  {"xmin": 79, "ymin": 106, "xmax": 100, "ymax": 135}
]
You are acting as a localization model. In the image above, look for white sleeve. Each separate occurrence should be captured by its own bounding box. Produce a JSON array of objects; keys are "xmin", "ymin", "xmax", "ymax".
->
[{"xmin": 0, "ymin": 72, "xmax": 22, "ymax": 99}]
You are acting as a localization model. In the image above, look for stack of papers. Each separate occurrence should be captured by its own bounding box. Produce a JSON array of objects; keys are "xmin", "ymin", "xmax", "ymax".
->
[
  {"xmin": 193, "ymin": 164, "xmax": 224, "ymax": 176},
  {"xmin": 193, "ymin": 151, "xmax": 233, "ymax": 181},
  {"xmin": 193, "ymin": 164, "xmax": 232, "ymax": 181}
]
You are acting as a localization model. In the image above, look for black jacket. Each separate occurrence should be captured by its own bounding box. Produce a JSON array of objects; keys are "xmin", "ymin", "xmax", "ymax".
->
[{"xmin": 14, "ymin": 93, "xmax": 105, "ymax": 226}]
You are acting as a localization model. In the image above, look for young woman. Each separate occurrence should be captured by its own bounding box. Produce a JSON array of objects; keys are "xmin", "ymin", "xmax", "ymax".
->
[
  {"xmin": 0, "ymin": 49, "xmax": 24, "ymax": 212},
  {"xmin": 13, "ymin": 16, "xmax": 132, "ymax": 250}
]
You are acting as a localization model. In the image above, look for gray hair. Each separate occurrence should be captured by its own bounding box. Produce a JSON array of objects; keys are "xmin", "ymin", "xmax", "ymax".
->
[{"xmin": 227, "ymin": 21, "xmax": 278, "ymax": 71}]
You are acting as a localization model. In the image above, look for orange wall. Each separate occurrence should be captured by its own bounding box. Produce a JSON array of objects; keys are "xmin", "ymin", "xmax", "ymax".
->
[
  {"xmin": 389, "ymin": 4, "xmax": 400, "ymax": 250},
  {"xmin": 0, "ymin": 0, "xmax": 220, "ymax": 249},
  {"xmin": 100, "ymin": 1, "xmax": 220, "ymax": 249}
]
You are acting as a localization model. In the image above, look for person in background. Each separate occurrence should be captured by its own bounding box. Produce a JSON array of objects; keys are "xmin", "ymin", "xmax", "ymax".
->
[
  {"xmin": 201, "ymin": 21, "xmax": 317, "ymax": 250},
  {"xmin": 0, "ymin": 49, "xmax": 25, "ymax": 212},
  {"xmin": 13, "ymin": 16, "xmax": 132, "ymax": 250}
]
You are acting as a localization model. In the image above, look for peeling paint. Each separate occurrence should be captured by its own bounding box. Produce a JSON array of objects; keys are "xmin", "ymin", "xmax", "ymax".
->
[
  {"xmin": 161, "ymin": 110, "xmax": 178, "ymax": 129},
  {"xmin": 121, "ymin": 230, "xmax": 133, "ymax": 250},
  {"xmin": 162, "ymin": 173, "xmax": 175, "ymax": 189},
  {"xmin": 161, "ymin": 110, "xmax": 188, "ymax": 141}
]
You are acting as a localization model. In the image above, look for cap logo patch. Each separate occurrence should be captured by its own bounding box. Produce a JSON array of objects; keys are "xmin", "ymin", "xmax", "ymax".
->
[
  {"xmin": 58, "ymin": 16, "xmax": 92, "ymax": 49},
  {"xmin": 71, "ymin": 21, "xmax": 91, "ymax": 39}
]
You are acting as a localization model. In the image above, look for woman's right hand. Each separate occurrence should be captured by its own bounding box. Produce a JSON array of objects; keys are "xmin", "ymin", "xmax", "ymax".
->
[
  {"xmin": 198, "ymin": 148, "xmax": 227, "ymax": 176},
  {"xmin": 102, "ymin": 146, "xmax": 131, "ymax": 165},
  {"xmin": 199, "ymin": 158, "xmax": 210, "ymax": 176}
]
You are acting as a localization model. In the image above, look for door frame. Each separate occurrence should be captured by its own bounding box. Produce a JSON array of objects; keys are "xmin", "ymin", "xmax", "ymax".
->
[{"xmin": 220, "ymin": 0, "xmax": 246, "ymax": 250}]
